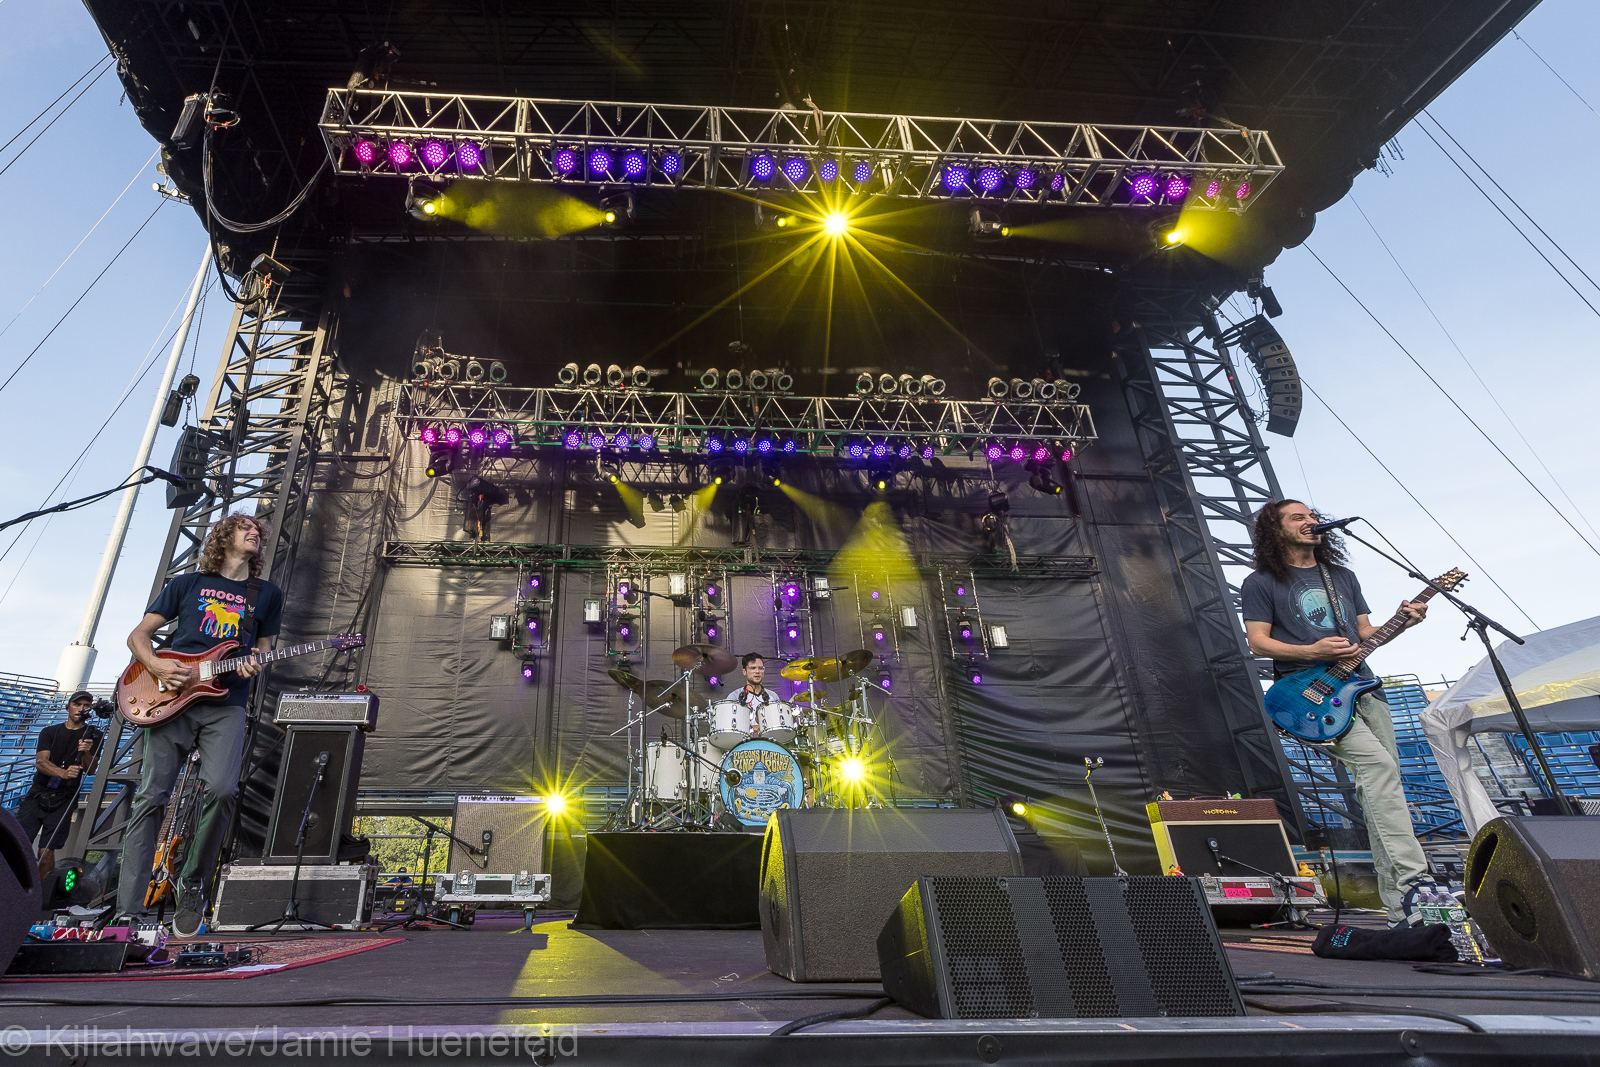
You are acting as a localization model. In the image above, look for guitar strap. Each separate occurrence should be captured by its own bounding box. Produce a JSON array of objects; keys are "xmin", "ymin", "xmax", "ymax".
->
[
  {"xmin": 240, "ymin": 577, "xmax": 263, "ymax": 647},
  {"xmin": 1316, "ymin": 563, "xmax": 1351, "ymax": 643}
]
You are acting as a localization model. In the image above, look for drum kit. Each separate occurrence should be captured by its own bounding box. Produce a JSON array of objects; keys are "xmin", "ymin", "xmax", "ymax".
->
[{"xmin": 607, "ymin": 644, "xmax": 889, "ymax": 830}]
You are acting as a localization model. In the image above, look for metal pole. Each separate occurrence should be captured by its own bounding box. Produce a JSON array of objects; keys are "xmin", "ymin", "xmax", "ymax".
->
[{"xmin": 54, "ymin": 242, "xmax": 211, "ymax": 690}]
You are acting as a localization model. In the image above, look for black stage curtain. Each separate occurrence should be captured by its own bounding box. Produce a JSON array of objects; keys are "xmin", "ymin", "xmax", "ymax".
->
[{"xmin": 572, "ymin": 832, "xmax": 762, "ymax": 929}]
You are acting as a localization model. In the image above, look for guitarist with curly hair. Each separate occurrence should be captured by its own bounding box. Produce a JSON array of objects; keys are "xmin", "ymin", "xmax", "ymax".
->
[
  {"xmin": 114, "ymin": 513, "xmax": 282, "ymax": 937},
  {"xmin": 1241, "ymin": 499, "xmax": 1443, "ymax": 928}
]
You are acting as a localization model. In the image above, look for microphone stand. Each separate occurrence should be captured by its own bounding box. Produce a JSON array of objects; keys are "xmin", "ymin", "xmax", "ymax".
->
[
  {"xmin": 249, "ymin": 752, "xmax": 335, "ymax": 932},
  {"xmin": 1206, "ymin": 837, "xmax": 1306, "ymax": 928},
  {"xmin": 1339, "ymin": 524, "xmax": 1574, "ymax": 816}
]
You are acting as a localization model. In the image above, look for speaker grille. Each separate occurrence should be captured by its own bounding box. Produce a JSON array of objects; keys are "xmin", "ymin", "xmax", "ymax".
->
[
  {"xmin": 1124, "ymin": 877, "xmax": 1241, "ymax": 1017},
  {"xmin": 928, "ymin": 877, "xmax": 1032, "ymax": 1018},
  {"xmin": 1043, "ymin": 878, "xmax": 1120, "ymax": 1017}
]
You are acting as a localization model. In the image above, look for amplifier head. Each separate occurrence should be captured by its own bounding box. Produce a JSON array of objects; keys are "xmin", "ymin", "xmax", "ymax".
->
[{"xmin": 274, "ymin": 692, "xmax": 379, "ymax": 730}]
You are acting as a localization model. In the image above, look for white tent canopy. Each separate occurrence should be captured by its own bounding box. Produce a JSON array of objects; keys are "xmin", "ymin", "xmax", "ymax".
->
[{"xmin": 1419, "ymin": 615, "xmax": 1600, "ymax": 837}]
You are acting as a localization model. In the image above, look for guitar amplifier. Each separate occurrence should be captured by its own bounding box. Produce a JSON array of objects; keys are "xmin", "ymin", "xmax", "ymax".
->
[
  {"xmin": 447, "ymin": 795, "xmax": 551, "ymax": 876},
  {"xmin": 211, "ymin": 862, "xmax": 376, "ymax": 931},
  {"xmin": 1146, "ymin": 800, "xmax": 1322, "ymax": 920},
  {"xmin": 274, "ymin": 691, "xmax": 379, "ymax": 730}
]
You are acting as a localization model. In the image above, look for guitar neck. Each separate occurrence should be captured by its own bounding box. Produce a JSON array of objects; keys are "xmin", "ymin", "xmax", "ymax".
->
[
  {"xmin": 1330, "ymin": 584, "xmax": 1443, "ymax": 678},
  {"xmin": 212, "ymin": 638, "xmax": 342, "ymax": 674}
]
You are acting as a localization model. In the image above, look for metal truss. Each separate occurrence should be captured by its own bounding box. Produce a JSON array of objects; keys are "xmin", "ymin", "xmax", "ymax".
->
[
  {"xmin": 400, "ymin": 383, "xmax": 1095, "ymax": 454},
  {"xmin": 63, "ymin": 258, "xmax": 337, "ymax": 863},
  {"xmin": 319, "ymin": 90, "xmax": 1281, "ymax": 211},
  {"xmin": 1114, "ymin": 290, "xmax": 1304, "ymax": 838},
  {"xmin": 381, "ymin": 541, "xmax": 1097, "ymax": 580}
]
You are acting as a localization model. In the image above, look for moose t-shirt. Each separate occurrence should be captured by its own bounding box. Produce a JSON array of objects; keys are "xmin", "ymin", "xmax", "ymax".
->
[{"xmin": 147, "ymin": 572, "xmax": 283, "ymax": 707}]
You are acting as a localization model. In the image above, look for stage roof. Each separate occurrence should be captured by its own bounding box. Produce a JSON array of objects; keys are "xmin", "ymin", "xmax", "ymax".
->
[{"xmin": 84, "ymin": 0, "xmax": 1538, "ymax": 283}]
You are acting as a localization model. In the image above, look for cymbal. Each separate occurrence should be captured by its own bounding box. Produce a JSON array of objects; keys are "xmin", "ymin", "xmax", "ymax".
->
[
  {"xmin": 607, "ymin": 668, "xmax": 649, "ymax": 695},
  {"xmin": 672, "ymin": 644, "xmax": 738, "ymax": 675},
  {"xmin": 643, "ymin": 681, "xmax": 686, "ymax": 719},
  {"xmin": 781, "ymin": 649, "xmax": 873, "ymax": 682}
]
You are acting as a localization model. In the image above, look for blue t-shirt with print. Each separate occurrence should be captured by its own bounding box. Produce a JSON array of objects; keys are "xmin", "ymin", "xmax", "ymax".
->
[
  {"xmin": 1241, "ymin": 563, "xmax": 1373, "ymax": 680},
  {"xmin": 147, "ymin": 572, "xmax": 283, "ymax": 707}
]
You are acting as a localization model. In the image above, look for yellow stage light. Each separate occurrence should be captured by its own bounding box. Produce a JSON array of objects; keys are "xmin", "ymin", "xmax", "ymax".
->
[
  {"xmin": 547, "ymin": 794, "xmax": 568, "ymax": 816},
  {"xmin": 608, "ymin": 473, "xmax": 619, "ymax": 483},
  {"xmin": 603, "ymin": 210, "xmax": 618, "ymax": 224},
  {"xmin": 875, "ymin": 479, "xmax": 887, "ymax": 491},
  {"xmin": 840, "ymin": 757, "xmax": 867, "ymax": 783},
  {"xmin": 1164, "ymin": 228, "xmax": 1186, "ymax": 246},
  {"xmin": 714, "ymin": 476, "xmax": 724, "ymax": 485},
  {"xmin": 772, "ymin": 477, "xmax": 782, "ymax": 487},
  {"xmin": 421, "ymin": 199, "xmax": 439, "ymax": 216},
  {"xmin": 823, "ymin": 212, "xmax": 849, "ymax": 237},
  {"xmin": 1010, "ymin": 801, "xmax": 1028, "ymax": 817},
  {"xmin": 776, "ymin": 215, "xmax": 792, "ymax": 228}
]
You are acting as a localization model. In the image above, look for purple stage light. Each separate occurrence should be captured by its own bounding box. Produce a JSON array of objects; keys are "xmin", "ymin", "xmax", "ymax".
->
[
  {"xmin": 1235, "ymin": 181, "xmax": 1251, "ymax": 200},
  {"xmin": 660, "ymin": 152, "xmax": 682, "ymax": 175},
  {"xmin": 388, "ymin": 141, "xmax": 413, "ymax": 167},
  {"xmin": 589, "ymin": 432, "xmax": 605, "ymax": 449},
  {"xmin": 419, "ymin": 426, "xmax": 438, "ymax": 445},
  {"xmin": 853, "ymin": 160, "xmax": 872, "ymax": 182},
  {"xmin": 563, "ymin": 429, "xmax": 582, "ymax": 449},
  {"xmin": 619, "ymin": 624, "xmax": 632, "ymax": 638},
  {"xmin": 522, "ymin": 664, "xmax": 535, "ymax": 680},
  {"xmin": 708, "ymin": 674, "xmax": 720, "ymax": 686},
  {"xmin": 613, "ymin": 431, "xmax": 632, "ymax": 449},
  {"xmin": 787, "ymin": 626, "xmax": 799, "ymax": 640},
  {"xmin": 706, "ymin": 625, "xmax": 718, "ymax": 639},
  {"xmin": 1060, "ymin": 446, "xmax": 1074, "ymax": 462},
  {"xmin": 1032, "ymin": 444, "xmax": 1050, "ymax": 462},
  {"xmin": 970, "ymin": 671, "xmax": 982, "ymax": 684},
  {"xmin": 785, "ymin": 584, "xmax": 799, "ymax": 597},
  {"xmin": 553, "ymin": 147, "xmax": 578, "ymax": 174},
  {"xmin": 707, "ymin": 585, "xmax": 718, "ymax": 597},
  {"xmin": 920, "ymin": 443, "xmax": 935, "ymax": 459},
  {"xmin": 492, "ymin": 428, "xmax": 512, "ymax": 448},
  {"xmin": 444, "ymin": 426, "xmax": 463, "ymax": 446},
  {"xmin": 847, "ymin": 441, "xmax": 865, "ymax": 460},
  {"xmin": 977, "ymin": 166, "xmax": 1004, "ymax": 192},
  {"xmin": 733, "ymin": 437, "xmax": 750, "ymax": 454},
  {"xmin": 421, "ymin": 141, "xmax": 450, "ymax": 168},
  {"xmin": 589, "ymin": 149, "xmax": 612, "ymax": 175},
  {"xmin": 527, "ymin": 618, "xmax": 539, "ymax": 633},
  {"xmin": 707, "ymin": 437, "xmax": 725, "ymax": 454},
  {"xmin": 1165, "ymin": 175, "xmax": 1189, "ymax": 199},
  {"xmin": 751, "ymin": 155, "xmax": 775, "ymax": 180},
  {"xmin": 458, "ymin": 142, "xmax": 484, "ymax": 170},
  {"xmin": 960, "ymin": 625, "xmax": 973, "ymax": 640},
  {"xmin": 782, "ymin": 438, "xmax": 796, "ymax": 453},
  {"xmin": 882, "ymin": 676, "xmax": 892, "ymax": 691},
  {"xmin": 638, "ymin": 432, "xmax": 655, "ymax": 450},
  {"xmin": 757, "ymin": 437, "xmax": 773, "ymax": 454},
  {"xmin": 783, "ymin": 157, "xmax": 808, "ymax": 182},
  {"xmin": 871, "ymin": 590, "xmax": 881, "ymax": 601},
  {"xmin": 1008, "ymin": 444, "xmax": 1025, "ymax": 462},
  {"xmin": 1050, "ymin": 173, "xmax": 1065, "ymax": 191},
  {"xmin": 353, "ymin": 140, "xmax": 378, "ymax": 165},
  {"xmin": 873, "ymin": 629, "xmax": 885, "ymax": 643},
  {"xmin": 468, "ymin": 427, "xmax": 488, "ymax": 447},
  {"xmin": 942, "ymin": 164, "xmax": 970, "ymax": 192},
  {"xmin": 985, "ymin": 443, "xmax": 1004, "ymax": 462},
  {"xmin": 871, "ymin": 440, "xmax": 889, "ymax": 460},
  {"xmin": 623, "ymin": 151, "xmax": 648, "ymax": 178},
  {"xmin": 1205, "ymin": 179, "xmax": 1220, "ymax": 197},
  {"xmin": 530, "ymin": 576, "xmax": 542, "ymax": 589},
  {"xmin": 1129, "ymin": 173, "xmax": 1158, "ymax": 199},
  {"xmin": 1014, "ymin": 168, "xmax": 1037, "ymax": 190},
  {"xmin": 896, "ymin": 442, "xmax": 912, "ymax": 459},
  {"xmin": 955, "ymin": 585, "xmax": 967, "ymax": 596},
  {"xmin": 819, "ymin": 159, "xmax": 839, "ymax": 182}
]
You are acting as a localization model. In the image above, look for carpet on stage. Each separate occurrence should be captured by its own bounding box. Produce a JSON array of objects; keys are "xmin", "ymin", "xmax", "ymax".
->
[{"xmin": 2, "ymin": 937, "xmax": 403, "ymax": 983}]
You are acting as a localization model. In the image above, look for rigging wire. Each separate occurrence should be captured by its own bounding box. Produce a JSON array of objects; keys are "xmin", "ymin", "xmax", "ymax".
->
[
  {"xmin": 0, "ymin": 200, "xmax": 167, "ymax": 398},
  {"xmin": 1303, "ymin": 243, "xmax": 1600, "ymax": 562},
  {"xmin": 0, "ymin": 147, "xmax": 160, "ymax": 346},
  {"xmin": 1512, "ymin": 29, "xmax": 1600, "ymax": 122},
  {"xmin": 1414, "ymin": 116, "xmax": 1600, "ymax": 319},
  {"xmin": 0, "ymin": 55, "xmax": 112, "ymax": 160},
  {"xmin": 1296, "ymin": 375, "xmax": 1540, "ymax": 630},
  {"xmin": 0, "ymin": 59, "xmax": 115, "ymax": 183},
  {"xmin": 1347, "ymin": 196, "xmax": 1600, "ymax": 543}
]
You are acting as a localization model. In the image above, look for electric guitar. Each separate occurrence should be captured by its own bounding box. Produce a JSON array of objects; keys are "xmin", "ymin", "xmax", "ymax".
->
[
  {"xmin": 145, "ymin": 751, "xmax": 201, "ymax": 908},
  {"xmin": 1263, "ymin": 569, "xmax": 1467, "ymax": 743},
  {"xmin": 115, "ymin": 634, "xmax": 365, "ymax": 728}
]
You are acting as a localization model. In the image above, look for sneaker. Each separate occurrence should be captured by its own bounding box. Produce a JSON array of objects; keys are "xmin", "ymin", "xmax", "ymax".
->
[
  {"xmin": 1398, "ymin": 879, "xmax": 1445, "ymax": 928},
  {"xmin": 172, "ymin": 882, "xmax": 207, "ymax": 939}
]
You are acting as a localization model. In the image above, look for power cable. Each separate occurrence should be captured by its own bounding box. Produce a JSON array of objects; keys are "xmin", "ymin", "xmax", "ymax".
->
[
  {"xmin": 1241, "ymin": 998, "xmax": 1485, "ymax": 1032},
  {"xmin": 1295, "ymin": 376, "xmax": 1539, "ymax": 630},
  {"xmin": 0, "ymin": 200, "xmax": 166, "ymax": 398},
  {"xmin": 1512, "ymin": 29, "xmax": 1600, "ymax": 123},
  {"xmin": 0, "ymin": 59, "xmax": 115, "ymax": 183},
  {"xmin": 1304, "ymin": 243, "xmax": 1600, "ymax": 562},
  {"xmin": 1348, "ymin": 195, "xmax": 1600, "ymax": 544},
  {"xmin": 0, "ymin": 55, "xmax": 112, "ymax": 160},
  {"xmin": 1414, "ymin": 115, "xmax": 1600, "ymax": 319},
  {"xmin": 201, "ymin": 128, "xmax": 328, "ymax": 234}
]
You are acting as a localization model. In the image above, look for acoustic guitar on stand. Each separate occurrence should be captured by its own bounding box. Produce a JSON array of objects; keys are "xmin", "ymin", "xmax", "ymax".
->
[
  {"xmin": 115, "ymin": 634, "xmax": 365, "ymax": 728},
  {"xmin": 1263, "ymin": 569, "xmax": 1466, "ymax": 744}
]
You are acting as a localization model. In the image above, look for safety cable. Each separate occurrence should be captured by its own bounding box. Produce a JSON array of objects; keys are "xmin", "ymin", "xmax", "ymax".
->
[
  {"xmin": 0, "ymin": 57, "xmax": 114, "ymax": 181},
  {"xmin": 1513, "ymin": 30, "xmax": 1600, "ymax": 122},
  {"xmin": 0, "ymin": 56, "xmax": 112, "ymax": 161},
  {"xmin": 1347, "ymin": 195, "xmax": 1600, "ymax": 545},
  {"xmin": 1304, "ymin": 242, "xmax": 1600, "ymax": 563}
]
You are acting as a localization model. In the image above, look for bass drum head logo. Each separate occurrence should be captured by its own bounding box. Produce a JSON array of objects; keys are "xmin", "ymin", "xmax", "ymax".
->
[{"xmin": 720, "ymin": 739, "xmax": 802, "ymax": 826}]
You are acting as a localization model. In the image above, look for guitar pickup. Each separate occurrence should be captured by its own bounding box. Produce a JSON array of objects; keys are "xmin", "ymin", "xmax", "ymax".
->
[
  {"xmin": 1300, "ymin": 689, "xmax": 1324, "ymax": 705},
  {"xmin": 197, "ymin": 663, "xmax": 212, "ymax": 681}
]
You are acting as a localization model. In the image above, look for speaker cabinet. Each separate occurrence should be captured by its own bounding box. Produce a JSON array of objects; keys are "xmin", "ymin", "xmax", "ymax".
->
[
  {"xmin": 760, "ymin": 808, "xmax": 1022, "ymax": 982},
  {"xmin": 447, "ymin": 795, "xmax": 550, "ymax": 875},
  {"xmin": 1465, "ymin": 815, "xmax": 1600, "ymax": 977},
  {"xmin": 1, "ymin": 806, "xmax": 42, "ymax": 970},
  {"xmin": 878, "ymin": 875, "xmax": 1245, "ymax": 1019},
  {"xmin": 1147, "ymin": 799, "xmax": 1295, "ymax": 877},
  {"xmin": 263, "ymin": 726, "xmax": 363, "ymax": 865}
]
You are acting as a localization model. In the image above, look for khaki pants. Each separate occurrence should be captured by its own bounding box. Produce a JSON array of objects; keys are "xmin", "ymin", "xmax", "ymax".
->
[{"xmin": 1328, "ymin": 690, "xmax": 1430, "ymax": 922}]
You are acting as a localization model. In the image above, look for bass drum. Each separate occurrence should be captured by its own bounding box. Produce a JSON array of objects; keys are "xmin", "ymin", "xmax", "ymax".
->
[
  {"xmin": 719, "ymin": 739, "xmax": 805, "ymax": 827},
  {"xmin": 645, "ymin": 739, "xmax": 724, "ymax": 800},
  {"xmin": 706, "ymin": 700, "xmax": 753, "ymax": 748}
]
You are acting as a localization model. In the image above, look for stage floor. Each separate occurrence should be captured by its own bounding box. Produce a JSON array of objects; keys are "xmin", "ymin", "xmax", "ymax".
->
[{"xmin": 4, "ymin": 911, "xmax": 1600, "ymax": 1063}]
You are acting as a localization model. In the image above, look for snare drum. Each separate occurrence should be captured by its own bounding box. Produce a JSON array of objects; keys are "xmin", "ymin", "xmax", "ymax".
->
[
  {"xmin": 706, "ymin": 700, "xmax": 753, "ymax": 748},
  {"xmin": 645, "ymin": 739, "xmax": 724, "ymax": 800},
  {"xmin": 751, "ymin": 701, "xmax": 797, "ymax": 744}
]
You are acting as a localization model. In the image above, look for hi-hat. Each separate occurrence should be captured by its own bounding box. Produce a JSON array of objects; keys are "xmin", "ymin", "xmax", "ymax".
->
[
  {"xmin": 672, "ymin": 643, "xmax": 738, "ymax": 675},
  {"xmin": 780, "ymin": 650, "xmax": 872, "ymax": 682},
  {"xmin": 607, "ymin": 669, "xmax": 686, "ymax": 718}
]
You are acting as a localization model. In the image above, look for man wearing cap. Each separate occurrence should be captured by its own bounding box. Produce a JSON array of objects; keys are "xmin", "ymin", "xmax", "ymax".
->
[{"xmin": 10, "ymin": 691, "xmax": 102, "ymax": 875}]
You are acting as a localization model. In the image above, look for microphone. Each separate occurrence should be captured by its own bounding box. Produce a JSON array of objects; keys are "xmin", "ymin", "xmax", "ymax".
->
[
  {"xmin": 724, "ymin": 769, "xmax": 741, "ymax": 787},
  {"xmin": 315, "ymin": 751, "xmax": 329, "ymax": 782},
  {"xmin": 1310, "ymin": 516, "xmax": 1359, "ymax": 534},
  {"xmin": 1207, "ymin": 836, "xmax": 1223, "ymax": 869},
  {"xmin": 143, "ymin": 466, "xmax": 188, "ymax": 488}
]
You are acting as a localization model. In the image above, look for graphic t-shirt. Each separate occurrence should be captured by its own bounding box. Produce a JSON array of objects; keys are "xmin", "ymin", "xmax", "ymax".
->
[
  {"xmin": 31, "ymin": 721, "xmax": 103, "ymax": 794},
  {"xmin": 1240, "ymin": 564, "xmax": 1373, "ymax": 679},
  {"xmin": 147, "ymin": 572, "xmax": 283, "ymax": 707}
]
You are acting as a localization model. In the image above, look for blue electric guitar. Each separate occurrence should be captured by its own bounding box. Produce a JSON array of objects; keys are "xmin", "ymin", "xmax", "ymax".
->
[{"xmin": 1264, "ymin": 568, "xmax": 1467, "ymax": 743}]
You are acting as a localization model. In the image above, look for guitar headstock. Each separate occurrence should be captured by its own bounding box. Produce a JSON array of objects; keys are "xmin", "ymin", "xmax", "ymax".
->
[
  {"xmin": 332, "ymin": 633, "xmax": 367, "ymax": 650},
  {"xmin": 1431, "ymin": 568, "xmax": 1469, "ymax": 593}
]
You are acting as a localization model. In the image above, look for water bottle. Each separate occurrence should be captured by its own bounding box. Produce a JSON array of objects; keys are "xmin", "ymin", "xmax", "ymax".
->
[
  {"xmin": 1418, "ymin": 886, "xmax": 1449, "ymax": 927},
  {"xmin": 1444, "ymin": 890, "xmax": 1482, "ymax": 963}
]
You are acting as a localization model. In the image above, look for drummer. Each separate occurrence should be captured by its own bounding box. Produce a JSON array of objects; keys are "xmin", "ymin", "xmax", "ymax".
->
[{"xmin": 734, "ymin": 653, "xmax": 780, "ymax": 710}]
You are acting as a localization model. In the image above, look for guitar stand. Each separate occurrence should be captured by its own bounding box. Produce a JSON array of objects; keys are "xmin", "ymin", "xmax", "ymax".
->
[{"xmin": 247, "ymin": 753, "xmax": 335, "ymax": 933}]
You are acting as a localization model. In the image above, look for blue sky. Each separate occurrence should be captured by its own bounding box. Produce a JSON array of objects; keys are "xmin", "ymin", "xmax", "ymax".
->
[{"xmin": 0, "ymin": 1, "xmax": 1596, "ymax": 690}]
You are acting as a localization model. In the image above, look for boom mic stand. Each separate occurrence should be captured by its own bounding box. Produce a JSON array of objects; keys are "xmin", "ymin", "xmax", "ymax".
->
[
  {"xmin": 248, "ymin": 752, "xmax": 335, "ymax": 932},
  {"xmin": 1339, "ymin": 523, "xmax": 1575, "ymax": 816}
]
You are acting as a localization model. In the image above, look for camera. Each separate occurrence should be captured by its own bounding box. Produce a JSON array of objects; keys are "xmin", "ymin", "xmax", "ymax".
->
[{"xmin": 92, "ymin": 698, "xmax": 116, "ymax": 719}]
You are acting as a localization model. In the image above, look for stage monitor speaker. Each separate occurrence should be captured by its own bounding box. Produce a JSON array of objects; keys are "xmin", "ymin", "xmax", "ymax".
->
[
  {"xmin": 447, "ymin": 795, "xmax": 550, "ymax": 875},
  {"xmin": 1147, "ymin": 799, "xmax": 1295, "ymax": 877},
  {"xmin": 1, "ymin": 806, "xmax": 42, "ymax": 969},
  {"xmin": 878, "ymin": 875, "xmax": 1245, "ymax": 1019},
  {"xmin": 1465, "ymin": 815, "xmax": 1600, "ymax": 977},
  {"xmin": 263, "ymin": 726, "xmax": 363, "ymax": 865},
  {"xmin": 760, "ymin": 808, "xmax": 1022, "ymax": 982}
]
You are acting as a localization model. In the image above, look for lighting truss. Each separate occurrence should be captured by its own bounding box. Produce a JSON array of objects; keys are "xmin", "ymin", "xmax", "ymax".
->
[
  {"xmin": 318, "ymin": 90, "xmax": 1281, "ymax": 210},
  {"xmin": 399, "ymin": 383, "xmax": 1095, "ymax": 452}
]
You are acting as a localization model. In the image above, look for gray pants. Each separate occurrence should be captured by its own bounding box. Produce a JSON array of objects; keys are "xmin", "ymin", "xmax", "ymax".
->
[
  {"xmin": 1328, "ymin": 691, "xmax": 1430, "ymax": 922},
  {"xmin": 115, "ymin": 703, "xmax": 248, "ymax": 919}
]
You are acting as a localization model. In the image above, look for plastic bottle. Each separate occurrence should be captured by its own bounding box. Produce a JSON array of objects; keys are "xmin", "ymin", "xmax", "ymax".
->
[
  {"xmin": 1444, "ymin": 890, "xmax": 1482, "ymax": 963},
  {"xmin": 1418, "ymin": 886, "xmax": 1449, "ymax": 927}
]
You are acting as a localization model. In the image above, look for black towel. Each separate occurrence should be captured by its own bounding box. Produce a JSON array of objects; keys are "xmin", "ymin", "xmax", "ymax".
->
[{"xmin": 1312, "ymin": 923, "xmax": 1458, "ymax": 962}]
